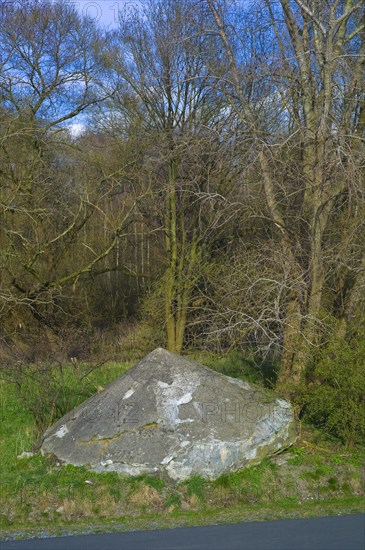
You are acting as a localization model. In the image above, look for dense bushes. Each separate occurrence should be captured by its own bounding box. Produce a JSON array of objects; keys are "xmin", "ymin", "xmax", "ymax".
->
[{"xmin": 305, "ymin": 335, "xmax": 365, "ymax": 446}]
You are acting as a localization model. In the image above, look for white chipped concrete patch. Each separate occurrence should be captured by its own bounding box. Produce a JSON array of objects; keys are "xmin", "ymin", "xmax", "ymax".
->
[
  {"xmin": 55, "ymin": 425, "xmax": 69, "ymax": 438},
  {"xmin": 165, "ymin": 437, "xmax": 259, "ymax": 481},
  {"xmin": 154, "ymin": 371, "xmax": 199, "ymax": 428},
  {"xmin": 101, "ymin": 458, "xmax": 113, "ymax": 466},
  {"xmin": 92, "ymin": 463, "xmax": 159, "ymax": 476},
  {"xmin": 123, "ymin": 381, "xmax": 139, "ymax": 400},
  {"xmin": 161, "ymin": 455, "xmax": 174, "ymax": 465},
  {"xmin": 123, "ymin": 388, "xmax": 135, "ymax": 399},
  {"xmin": 157, "ymin": 381, "xmax": 170, "ymax": 388},
  {"xmin": 164, "ymin": 406, "xmax": 294, "ymax": 481},
  {"xmin": 177, "ymin": 393, "xmax": 193, "ymax": 405}
]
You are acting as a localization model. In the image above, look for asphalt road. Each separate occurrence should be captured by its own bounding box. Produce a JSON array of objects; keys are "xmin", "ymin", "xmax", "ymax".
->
[{"xmin": 2, "ymin": 514, "xmax": 364, "ymax": 550}]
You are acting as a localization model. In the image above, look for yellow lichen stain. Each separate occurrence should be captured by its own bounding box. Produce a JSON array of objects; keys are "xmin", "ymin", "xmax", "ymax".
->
[
  {"xmin": 220, "ymin": 448, "xmax": 228, "ymax": 463},
  {"xmin": 141, "ymin": 422, "xmax": 159, "ymax": 429}
]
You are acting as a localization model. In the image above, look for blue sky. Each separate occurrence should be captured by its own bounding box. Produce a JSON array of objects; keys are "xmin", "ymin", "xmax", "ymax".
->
[{"xmin": 69, "ymin": 0, "xmax": 142, "ymax": 29}]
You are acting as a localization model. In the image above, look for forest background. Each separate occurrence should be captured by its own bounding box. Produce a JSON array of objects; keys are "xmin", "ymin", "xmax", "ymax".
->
[{"xmin": 1, "ymin": 0, "xmax": 364, "ymax": 445}]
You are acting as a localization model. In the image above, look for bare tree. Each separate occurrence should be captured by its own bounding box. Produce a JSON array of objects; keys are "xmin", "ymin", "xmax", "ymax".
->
[
  {"xmin": 206, "ymin": 0, "xmax": 365, "ymax": 391},
  {"xmin": 107, "ymin": 0, "xmax": 235, "ymax": 352},
  {"xmin": 0, "ymin": 1, "xmax": 138, "ymax": 337}
]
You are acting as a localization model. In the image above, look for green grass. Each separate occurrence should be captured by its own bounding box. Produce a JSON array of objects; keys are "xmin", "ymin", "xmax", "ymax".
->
[
  {"xmin": 1, "ymin": 356, "xmax": 364, "ymax": 541},
  {"xmin": 189, "ymin": 350, "xmax": 276, "ymax": 387},
  {"xmin": 180, "ymin": 475, "xmax": 206, "ymax": 502}
]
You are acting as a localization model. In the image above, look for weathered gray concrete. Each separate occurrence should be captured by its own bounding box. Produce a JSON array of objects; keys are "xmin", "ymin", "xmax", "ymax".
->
[{"xmin": 41, "ymin": 348, "xmax": 297, "ymax": 481}]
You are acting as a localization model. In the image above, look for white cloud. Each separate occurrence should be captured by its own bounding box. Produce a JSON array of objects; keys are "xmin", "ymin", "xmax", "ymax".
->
[{"xmin": 68, "ymin": 122, "xmax": 87, "ymax": 138}]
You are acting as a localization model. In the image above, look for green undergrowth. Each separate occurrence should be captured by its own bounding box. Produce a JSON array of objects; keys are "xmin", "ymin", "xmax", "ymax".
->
[
  {"xmin": 1, "ymin": 357, "xmax": 364, "ymax": 540},
  {"xmin": 190, "ymin": 351, "xmax": 277, "ymax": 387}
]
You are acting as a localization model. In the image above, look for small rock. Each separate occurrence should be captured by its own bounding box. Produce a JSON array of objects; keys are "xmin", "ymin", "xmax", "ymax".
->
[
  {"xmin": 85, "ymin": 479, "xmax": 93, "ymax": 485},
  {"xmin": 17, "ymin": 451, "xmax": 35, "ymax": 459},
  {"xmin": 100, "ymin": 459, "xmax": 113, "ymax": 466}
]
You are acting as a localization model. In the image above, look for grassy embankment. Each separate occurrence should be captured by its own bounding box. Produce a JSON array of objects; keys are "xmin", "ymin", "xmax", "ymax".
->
[{"xmin": 1, "ymin": 353, "xmax": 364, "ymax": 540}]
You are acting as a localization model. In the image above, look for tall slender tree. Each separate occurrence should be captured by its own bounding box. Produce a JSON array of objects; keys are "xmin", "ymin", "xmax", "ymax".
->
[{"xmin": 107, "ymin": 0, "xmax": 231, "ymax": 352}]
